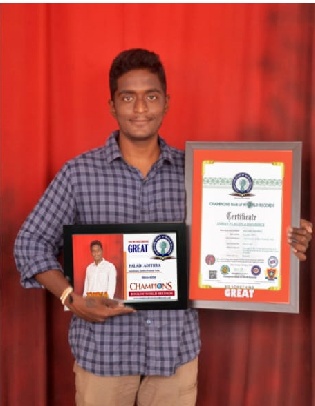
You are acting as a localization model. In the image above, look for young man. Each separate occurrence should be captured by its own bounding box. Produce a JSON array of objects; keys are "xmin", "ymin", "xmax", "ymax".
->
[
  {"xmin": 83, "ymin": 240, "xmax": 117, "ymax": 299},
  {"xmin": 14, "ymin": 48, "xmax": 312, "ymax": 406}
]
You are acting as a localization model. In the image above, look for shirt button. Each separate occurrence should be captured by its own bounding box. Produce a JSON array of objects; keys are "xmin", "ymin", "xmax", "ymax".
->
[{"xmin": 146, "ymin": 319, "xmax": 151, "ymax": 325}]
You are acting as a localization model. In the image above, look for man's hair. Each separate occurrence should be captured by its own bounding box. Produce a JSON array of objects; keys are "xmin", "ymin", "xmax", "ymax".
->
[
  {"xmin": 109, "ymin": 48, "xmax": 167, "ymax": 100},
  {"xmin": 90, "ymin": 240, "xmax": 102, "ymax": 250}
]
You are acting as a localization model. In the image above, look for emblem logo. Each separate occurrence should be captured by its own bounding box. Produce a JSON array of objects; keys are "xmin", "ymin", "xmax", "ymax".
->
[
  {"xmin": 232, "ymin": 172, "xmax": 253, "ymax": 196},
  {"xmin": 265, "ymin": 268, "xmax": 277, "ymax": 280},
  {"xmin": 152, "ymin": 234, "xmax": 174, "ymax": 260},
  {"xmin": 251, "ymin": 265, "xmax": 261, "ymax": 276},
  {"xmin": 220, "ymin": 265, "xmax": 230, "ymax": 274},
  {"xmin": 268, "ymin": 256, "xmax": 278, "ymax": 268},
  {"xmin": 205, "ymin": 254, "xmax": 216, "ymax": 265}
]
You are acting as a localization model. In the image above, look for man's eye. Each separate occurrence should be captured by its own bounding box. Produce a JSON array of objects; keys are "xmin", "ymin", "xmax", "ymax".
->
[
  {"xmin": 122, "ymin": 95, "xmax": 133, "ymax": 102},
  {"xmin": 147, "ymin": 95, "xmax": 157, "ymax": 101}
]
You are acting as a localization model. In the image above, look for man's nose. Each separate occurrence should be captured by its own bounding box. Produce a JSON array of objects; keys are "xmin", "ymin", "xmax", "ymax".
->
[{"xmin": 133, "ymin": 97, "xmax": 148, "ymax": 113}]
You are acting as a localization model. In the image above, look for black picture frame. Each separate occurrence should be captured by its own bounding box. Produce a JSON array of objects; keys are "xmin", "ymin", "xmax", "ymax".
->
[{"xmin": 63, "ymin": 222, "xmax": 188, "ymax": 310}]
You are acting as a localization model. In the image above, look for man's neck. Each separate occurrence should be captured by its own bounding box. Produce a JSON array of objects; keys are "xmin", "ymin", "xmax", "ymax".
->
[{"xmin": 118, "ymin": 135, "xmax": 160, "ymax": 178}]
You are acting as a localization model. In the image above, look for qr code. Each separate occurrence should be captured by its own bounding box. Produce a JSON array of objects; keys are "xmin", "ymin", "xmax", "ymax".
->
[{"xmin": 209, "ymin": 270, "xmax": 217, "ymax": 279}]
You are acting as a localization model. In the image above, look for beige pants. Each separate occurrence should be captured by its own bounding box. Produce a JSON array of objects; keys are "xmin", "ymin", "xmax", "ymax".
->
[{"xmin": 74, "ymin": 357, "xmax": 198, "ymax": 406}]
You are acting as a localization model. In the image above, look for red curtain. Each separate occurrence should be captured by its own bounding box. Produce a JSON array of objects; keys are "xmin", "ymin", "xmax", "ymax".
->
[{"xmin": 1, "ymin": 4, "xmax": 314, "ymax": 405}]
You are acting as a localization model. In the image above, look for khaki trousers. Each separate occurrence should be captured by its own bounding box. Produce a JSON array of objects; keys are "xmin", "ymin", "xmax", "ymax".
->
[{"xmin": 74, "ymin": 357, "xmax": 198, "ymax": 406}]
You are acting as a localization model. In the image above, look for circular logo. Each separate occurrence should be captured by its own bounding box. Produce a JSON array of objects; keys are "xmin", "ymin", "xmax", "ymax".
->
[
  {"xmin": 220, "ymin": 265, "xmax": 230, "ymax": 274},
  {"xmin": 232, "ymin": 172, "xmax": 253, "ymax": 195},
  {"xmin": 205, "ymin": 254, "xmax": 216, "ymax": 265},
  {"xmin": 268, "ymin": 256, "xmax": 278, "ymax": 268},
  {"xmin": 251, "ymin": 265, "xmax": 261, "ymax": 276},
  {"xmin": 152, "ymin": 234, "xmax": 174, "ymax": 258}
]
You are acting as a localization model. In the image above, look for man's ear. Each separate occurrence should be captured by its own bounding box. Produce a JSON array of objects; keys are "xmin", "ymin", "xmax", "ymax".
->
[
  {"xmin": 164, "ymin": 94, "xmax": 170, "ymax": 114},
  {"xmin": 108, "ymin": 99, "xmax": 116, "ymax": 118}
]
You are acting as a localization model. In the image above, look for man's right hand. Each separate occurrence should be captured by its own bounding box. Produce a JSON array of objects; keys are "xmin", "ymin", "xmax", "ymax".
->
[{"xmin": 65, "ymin": 292, "xmax": 135, "ymax": 322}]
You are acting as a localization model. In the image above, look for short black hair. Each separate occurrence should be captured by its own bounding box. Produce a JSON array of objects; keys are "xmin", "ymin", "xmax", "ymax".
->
[
  {"xmin": 109, "ymin": 48, "xmax": 167, "ymax": 100},
  {"xmin": 90, "ymin": 240, "xmax": 102, "ymax": 250}
]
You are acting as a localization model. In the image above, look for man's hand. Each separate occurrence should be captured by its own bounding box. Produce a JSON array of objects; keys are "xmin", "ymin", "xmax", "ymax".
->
[
  {"xmin": 66, "ymin": 292, "xmax": 135, "ymax": 322},
  {"xmin": 287, "ymin": 219, "xmax": 312, "ymax": 261}
]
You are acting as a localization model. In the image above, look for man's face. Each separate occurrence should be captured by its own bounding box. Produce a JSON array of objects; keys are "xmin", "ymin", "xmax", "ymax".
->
[
  {"xmin": 109, "ymin": 69, "xmax": 169, "ymax": 142},
  {"xmin": 91, "ymin": 244, "xmax": 103, "ymax": 263}
]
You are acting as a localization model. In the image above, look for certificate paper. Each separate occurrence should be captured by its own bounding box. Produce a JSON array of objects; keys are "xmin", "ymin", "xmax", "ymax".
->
[
  {"xmin": 123, "ymin": 233, "xmax": 178, "ymax": 302},
  {"xmin": 201, "ymin": 161, "xmax": 282, "ymax": 292},
  {"xmin": 186, "ymin": 142, "xmax": 301, "ymax": 313},
  {"xmin": 63, "ymin": 222, "xmax": 188, "ymax": 310}
]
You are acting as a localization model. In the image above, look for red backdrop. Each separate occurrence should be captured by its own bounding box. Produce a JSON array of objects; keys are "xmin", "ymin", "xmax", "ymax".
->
[{"xmin": 1, "ymin": 4, "xmax": 315, "ymax": 406}]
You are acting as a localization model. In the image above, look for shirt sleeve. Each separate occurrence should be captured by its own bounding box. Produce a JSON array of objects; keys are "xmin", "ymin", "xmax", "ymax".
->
[
  {"xmin": 13, "ymin": 163, "xmax": 76, "ymax": 288},
  {"xmin": 107, "ymin": 263, "xmax": 117, "ymax": 299}
]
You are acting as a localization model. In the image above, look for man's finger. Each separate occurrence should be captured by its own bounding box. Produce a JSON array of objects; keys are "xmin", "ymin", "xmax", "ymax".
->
[
  {"xmin": 100, "ymin": 297, "xmax": 125, "ymax": 308},
  {"xmin": 300, "ymin": 219, "xmax": 313, "ymax": 233}
]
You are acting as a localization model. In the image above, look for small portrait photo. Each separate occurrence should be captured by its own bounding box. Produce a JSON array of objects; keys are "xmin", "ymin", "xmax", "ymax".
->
[{"xmin": 72, "ymin": 234, "xmax": 124, "ymax": 300}]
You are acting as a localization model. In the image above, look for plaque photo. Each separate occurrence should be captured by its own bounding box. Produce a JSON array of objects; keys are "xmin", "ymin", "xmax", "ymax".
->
[
  {"xmin": 64, "ymin": 222, "xmax": 188, "ymax": 310},
  {"xmin": 185, "ymin": 141, "xmax": 302, "ymax": 313}
]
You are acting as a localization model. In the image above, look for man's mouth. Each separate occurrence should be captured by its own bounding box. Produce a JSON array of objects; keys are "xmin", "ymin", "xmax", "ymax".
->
[{"xmin": 130, "ymin": 117, "xmax": 153, "ymax": 124}]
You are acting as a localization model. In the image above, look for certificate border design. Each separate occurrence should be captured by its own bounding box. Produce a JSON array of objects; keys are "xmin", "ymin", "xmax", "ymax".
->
[
  {"xmin": 63, "ymin": 222, "xmax": 188, "ymax": 310},
  {"xmin": 185, "ymin": 142, "xmax": 301, "ymax": 313}
]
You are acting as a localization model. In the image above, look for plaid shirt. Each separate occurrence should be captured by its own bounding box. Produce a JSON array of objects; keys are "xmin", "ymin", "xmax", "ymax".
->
[{"xmin": 14, "ymin": 132, "xmax": 200, "ymax": 376}]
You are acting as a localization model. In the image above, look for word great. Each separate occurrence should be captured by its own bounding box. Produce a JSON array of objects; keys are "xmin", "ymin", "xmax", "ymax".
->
[
  {"xmin": 225, "ymin": 288, "xmax": 255, "ymax": 299},
  {"xmin": 128, "ymin": 243, "xmax": 148, "ymax": 253}
]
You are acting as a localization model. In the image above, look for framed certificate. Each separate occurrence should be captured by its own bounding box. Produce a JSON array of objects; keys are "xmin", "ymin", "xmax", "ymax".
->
[
  {"xmin": 185, "ymin": 142, "xmax": 302, "ymax": 313},
  {"xmin": 63, "ymin": 222, "xmax": 188, "ymax": 310}
]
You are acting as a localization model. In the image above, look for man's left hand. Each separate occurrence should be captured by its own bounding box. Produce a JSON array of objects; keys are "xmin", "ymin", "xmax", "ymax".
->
[{"xmin": 287, "ymin": 219, "xmax": 312, "ymax": 261}]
